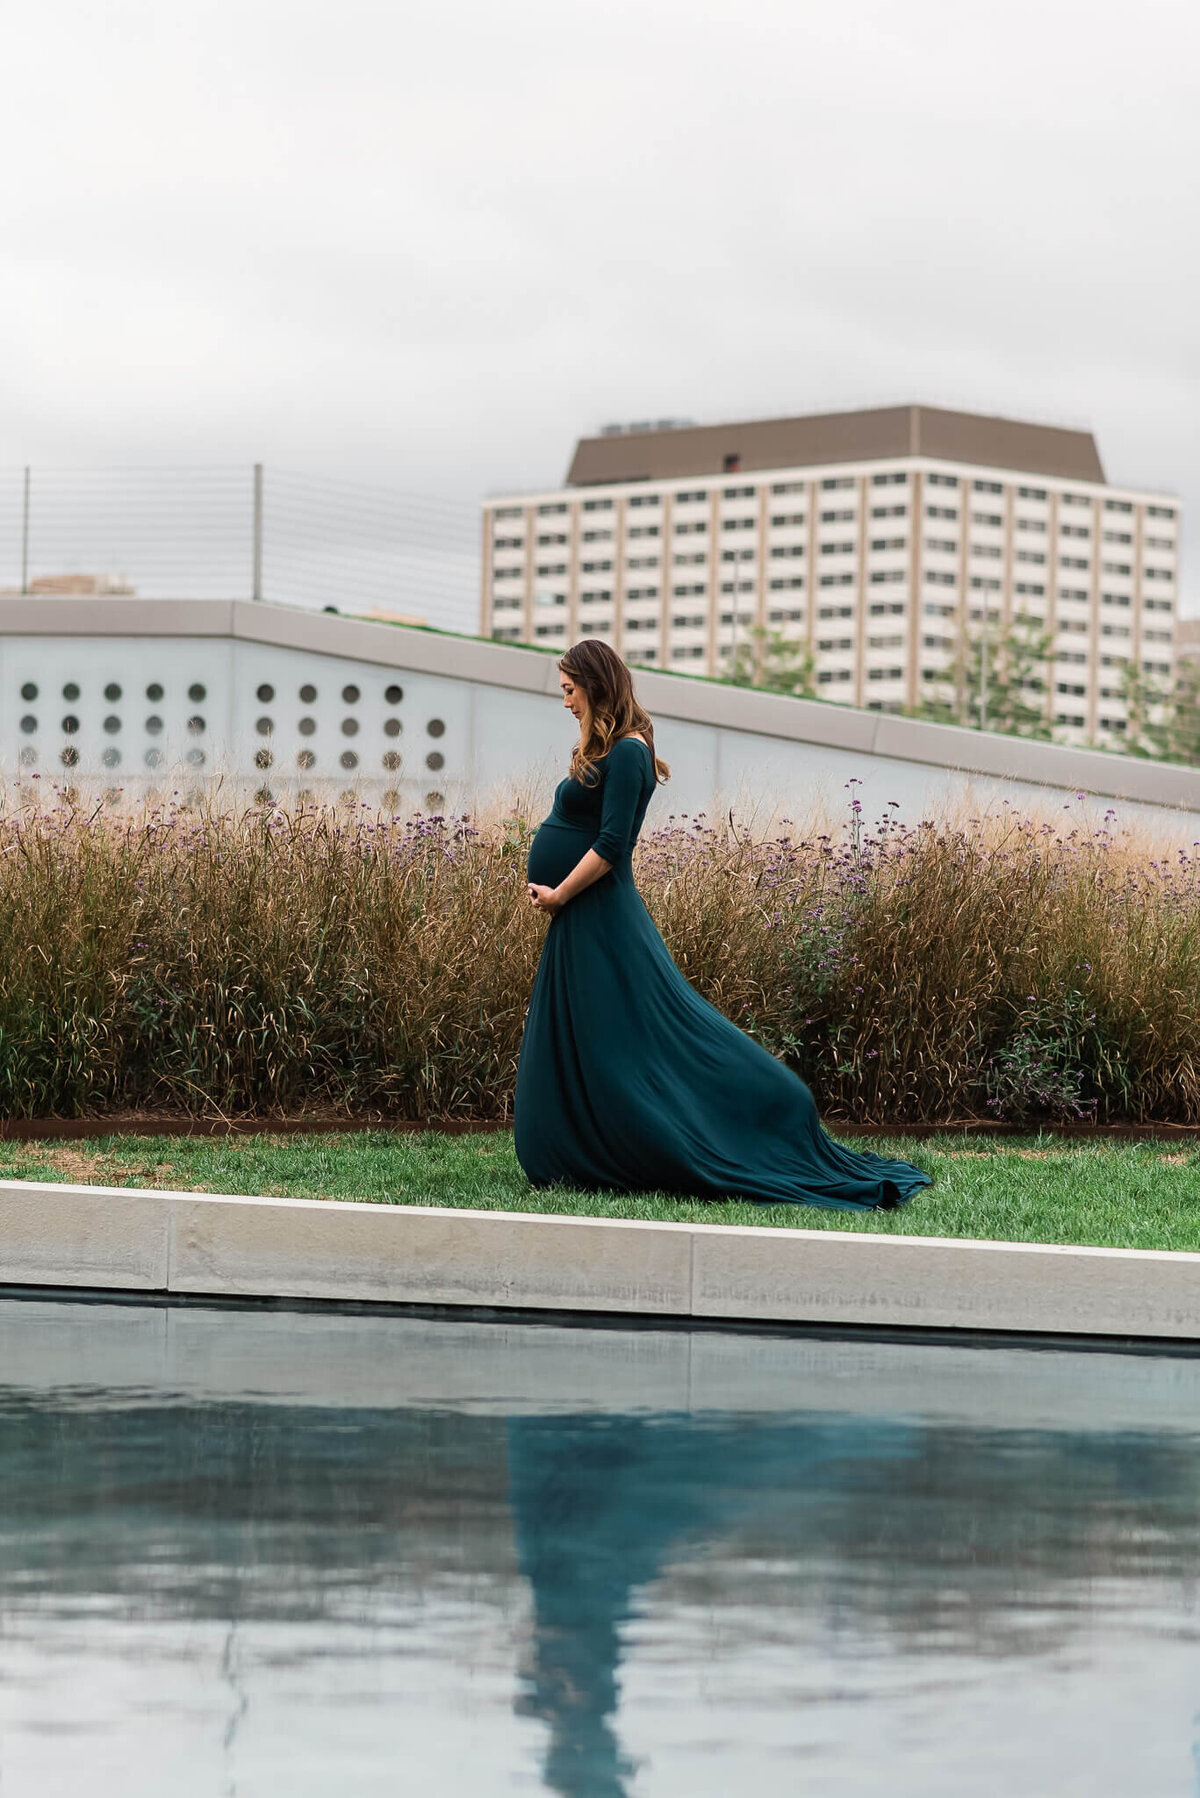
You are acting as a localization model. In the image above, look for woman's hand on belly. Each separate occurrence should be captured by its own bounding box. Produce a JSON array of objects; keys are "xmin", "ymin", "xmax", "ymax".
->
[{"xmin": 528, "ymin": 882, "xmax": 565, "ymax": 917}]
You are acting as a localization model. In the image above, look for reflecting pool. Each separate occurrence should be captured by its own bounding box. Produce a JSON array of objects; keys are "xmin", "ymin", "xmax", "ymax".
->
[{"xmin": 3, "ymin": 1296, "xmax": 1200, "ymax": 1795}]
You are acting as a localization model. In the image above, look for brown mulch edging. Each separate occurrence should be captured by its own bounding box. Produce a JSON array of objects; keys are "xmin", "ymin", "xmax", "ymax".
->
[{"xmin": 2, "ymin": 1115, "xmax": 1200, "ymax": 1144}]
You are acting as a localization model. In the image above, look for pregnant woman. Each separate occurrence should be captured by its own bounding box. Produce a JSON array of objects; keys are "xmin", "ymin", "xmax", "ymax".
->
[{"xmin": 513, "ymin": 639, "xmax": 931, "ymax": 1212}]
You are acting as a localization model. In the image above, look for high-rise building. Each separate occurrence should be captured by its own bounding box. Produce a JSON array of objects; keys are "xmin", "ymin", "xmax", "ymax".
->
[{"xmin": 480, "ymin": 404, "xmax": 1180, "ymax": 747}]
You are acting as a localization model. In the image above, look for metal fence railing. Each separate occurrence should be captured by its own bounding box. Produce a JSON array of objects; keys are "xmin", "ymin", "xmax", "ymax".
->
[{"xmin": 0, "ymin": 465, "xmax": 480, "ymax": 633}]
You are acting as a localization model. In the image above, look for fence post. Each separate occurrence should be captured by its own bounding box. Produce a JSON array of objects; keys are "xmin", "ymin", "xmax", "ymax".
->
[
  {"xmin": 20, "ymin": 466, "xmax": 30, "ymax": 594},
  {"xmin": 252, "ymin": 463, "xmax": 263, "ymax": 601}
]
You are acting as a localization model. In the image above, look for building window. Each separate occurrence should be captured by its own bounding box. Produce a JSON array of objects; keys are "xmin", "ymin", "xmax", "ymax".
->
[
  {"xmin": 675, "ymin": 488, "xmax": 708, "ymax": 503},
  {"xmin": 1147, "ymin": 504, "xmax": 1175, "ymax": 520},
  {"xmin": 770, "ymin": 481, "xmax": 804, "ymax": 496},
  {"xmin": 818, "ymin": 573, "xmax": 854, "ymax": 588},
  {"xmin": 927, "ymin": 472, "xmax": 959, "ymax": 488},
  {"xmin": 1104, "ymin": 498, "xmax": 1134, "ymax": 514},
  {"xmin": 537, "ymin": 502, "xmax": 568, "ymax": 516},
  {"xmin": 1016, "ymin": 550, "xmax": 1046, "ymax": 565},
  {"xmin": 1014, "ymin": 581, "xmax": 1045, "ymax": 596},
  {"xmin": 769, "ymin": 576, "xmax": 805, "ymax": 590},
  {"xmin": 925, "ymin": 570, "xmax": 956, "ymax": 587},
  {"xmin": 628, "ymin": 493, "xmax": 660, "ymax": 507},
  {"xmin": 869, "ymin": 569, "xmax": 906, "ymax": 584},
  {"xmin": 627, "ymin": 525, "xmax": 660, "ymax": 539},
  {"xmin": 770, "ymin": 545, "xmax": 804, "ymax": 560},
  {"xmin": 871, "ymin": 601, "xmax": 905, "ymax": 617},
  {"xmin": 1017, "ymin": 486, "xmax": 1047, "ymax": 500},
  {"xmin": 821, "ymin": 476, "xmax": 854, "ymax": 490},
  {"xmin": 871, "ymin": 471, "xmax": 907, "ymax": 486},
  {"xmin": 770, "ymin": 512, "xmax": 806, "ymax": 527},
  {"xmin": 820, "ymin": 508, "xmax": 855, "ymax": 523},
  {"xmin": 820, "ymin": 540, "xmax": 855, "ymax": 556},
  {"xmin": 582, "ymin": 498, "xmax": 614, "ymax": 512},
  {"xmin": 721, "ymin": 516, "xmax": 756, "ymax": 532},
  {"xmin": 923, "ymin": 537, "xmax": 955, "ymax": 554},
  {"xmin": 973, "ymin": 479, "xmax": 1003, "ymax": 494},
  {"xmin": 722, "ymin": 484, "xmax": 755, "ymax": 498},
  {"xmin": 493, "ymin": 505, "xmax": 523, "ymax": 520},
  {"xmin": 819, "ymin": 604, "xmax": 854, "ymax": 619}
]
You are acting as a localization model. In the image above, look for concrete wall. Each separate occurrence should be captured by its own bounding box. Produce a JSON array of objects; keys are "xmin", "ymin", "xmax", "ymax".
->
[{"xmin": 3, "ymin": 597, "xmax": 1200, "ymax": 838}]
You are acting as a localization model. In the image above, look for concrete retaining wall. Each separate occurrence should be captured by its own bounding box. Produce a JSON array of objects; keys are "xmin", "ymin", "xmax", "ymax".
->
[{"xmin": 5, "ymin": 1180, "xmax": 1200, "ymax": 1343}]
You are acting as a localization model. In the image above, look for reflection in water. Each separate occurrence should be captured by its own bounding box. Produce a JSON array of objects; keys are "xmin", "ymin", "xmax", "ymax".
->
[{"xmin": 4, "ymin": 1301, "xmax": 1200, "ymax": 1796}]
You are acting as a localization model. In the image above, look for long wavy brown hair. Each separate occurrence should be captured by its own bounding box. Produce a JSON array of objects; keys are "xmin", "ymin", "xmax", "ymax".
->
[{"xmin": 558, "ymin": 640, "xmax": 671, "ymax": 788}]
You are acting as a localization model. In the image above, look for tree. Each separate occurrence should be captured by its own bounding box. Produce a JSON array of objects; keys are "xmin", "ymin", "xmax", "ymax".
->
[
  {"xmin": 1118, "ymin": 657, "xmax": 1172, "ymax": 759},
  {"xmin": 913, "ymin": 610, "xmax": 1052, "ymax": 738},
  {"xmin": 726, "ymin": 623, "xmax": 816, "ymax": 698},
  {"xmin": 1165, "ymin": 658, "xmax": 1200, "ymax": 766}
]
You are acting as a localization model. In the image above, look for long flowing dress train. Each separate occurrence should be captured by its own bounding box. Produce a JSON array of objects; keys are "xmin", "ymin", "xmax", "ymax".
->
[{"xmin": 513, "ymin": 737, "xmax": 930, "ymax": 1211}]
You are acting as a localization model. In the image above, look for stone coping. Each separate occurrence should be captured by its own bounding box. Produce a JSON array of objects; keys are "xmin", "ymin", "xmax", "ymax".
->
[
  {"xmin": 4, "ymin": 1179, "xmax": 1200, "ymax": 1345},
  {"xmin": 4, "ymin": 595, "xmax": 1199, "ymax": 810}
]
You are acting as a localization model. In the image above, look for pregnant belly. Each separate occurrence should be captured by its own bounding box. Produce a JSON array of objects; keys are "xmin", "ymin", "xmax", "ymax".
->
[{"xmin": 527, "ymin": 818, "xmax": 594, "ymax": 889}]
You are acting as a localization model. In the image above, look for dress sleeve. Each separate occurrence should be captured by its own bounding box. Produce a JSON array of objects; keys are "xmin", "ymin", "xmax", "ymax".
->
[{"xmin": 592, "ymin": 740, "xmax": 646, "ymax": 865}]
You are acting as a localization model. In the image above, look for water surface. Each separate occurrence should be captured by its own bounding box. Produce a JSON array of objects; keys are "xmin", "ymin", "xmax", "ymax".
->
[{"xmin": 2, "ymin": 1297, "xmax": 1200, "ymax": 1795}]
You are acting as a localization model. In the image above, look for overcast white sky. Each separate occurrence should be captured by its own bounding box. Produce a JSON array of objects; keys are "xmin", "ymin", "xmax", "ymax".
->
[{"xmin": 2, "ymin": 0, "xmax": 1197, "ymax": 608}]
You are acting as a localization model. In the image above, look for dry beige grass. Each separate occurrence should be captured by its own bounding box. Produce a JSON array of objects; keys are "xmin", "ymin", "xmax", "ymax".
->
[{"xmin": 0, "ymin": 784, "xmax": 1197, "ymax": 1124}]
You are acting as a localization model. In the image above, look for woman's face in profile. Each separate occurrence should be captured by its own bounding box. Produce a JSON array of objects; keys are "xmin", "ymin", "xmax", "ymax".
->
[{"xmin": 559, "ymin": 673, "xmax": 588, "ymax": 727}]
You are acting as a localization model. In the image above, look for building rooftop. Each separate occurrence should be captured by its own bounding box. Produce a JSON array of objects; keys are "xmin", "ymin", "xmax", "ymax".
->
[{"xmin": 566, "ymin": 403, "xmax": 1108, "ymax": 487}]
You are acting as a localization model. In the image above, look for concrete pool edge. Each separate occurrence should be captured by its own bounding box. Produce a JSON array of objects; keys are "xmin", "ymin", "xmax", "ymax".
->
[{"xmin": 5, "ymin": 1178, "xmax": 1200, "ymax": 1342}]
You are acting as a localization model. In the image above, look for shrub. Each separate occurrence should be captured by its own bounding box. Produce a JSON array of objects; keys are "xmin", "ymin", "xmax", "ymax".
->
[{"xmin": 0, "ymin": 784, "xmax": 1197, "ymax": 1124}]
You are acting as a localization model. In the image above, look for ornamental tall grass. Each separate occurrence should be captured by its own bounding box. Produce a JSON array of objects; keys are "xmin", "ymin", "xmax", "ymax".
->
[{"xmin": 1, "ymin": 782, "xmax": 1198, "ymax": 1124}]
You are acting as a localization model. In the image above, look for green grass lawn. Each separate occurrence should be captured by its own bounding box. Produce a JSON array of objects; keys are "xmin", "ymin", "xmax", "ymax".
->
[{"xmin": 2, "ymin": 1129, "xmax": 1200, "ymax": 1252}]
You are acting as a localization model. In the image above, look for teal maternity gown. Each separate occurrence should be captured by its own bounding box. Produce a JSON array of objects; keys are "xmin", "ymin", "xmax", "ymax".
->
[{"xmin": 513, "ymin": 736, "xmax": 931, "ymax": 1212}]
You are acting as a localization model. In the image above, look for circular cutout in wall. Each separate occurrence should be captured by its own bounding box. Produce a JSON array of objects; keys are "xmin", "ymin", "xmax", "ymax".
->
[
  {"xmin": 299, "ymin": 684, "xmax": 317, "ymax": 703},
  {"xmin": 385, "ymin": 684, "xmax": 403, "ymax": 704},
  {"xmin": 146, "ymin": 683, "xmax": 164, "ymax": 701},
  {"xmin": 20, "ymin": 682, "xmax": 37, "ymax": 701},
  {"xmin": 426, "ymin": 718, "xmax": 446, "ymax": 738},
  {"xmin": 257, "ymin": 683, "xmax": 275, "ymax": 703},
  {"xmin": 104, "ymin": 682, "xmax": 122, "ymax": 702}
]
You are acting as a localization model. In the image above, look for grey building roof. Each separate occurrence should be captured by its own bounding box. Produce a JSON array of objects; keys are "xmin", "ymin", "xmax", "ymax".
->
[{"xmin": 566, "ymin": 403, "xmax": 1108, "ymax": 487}]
